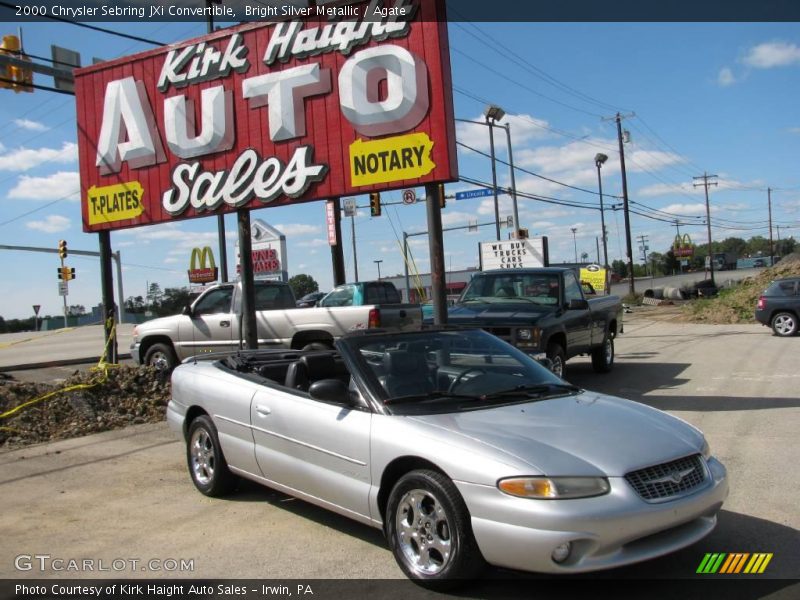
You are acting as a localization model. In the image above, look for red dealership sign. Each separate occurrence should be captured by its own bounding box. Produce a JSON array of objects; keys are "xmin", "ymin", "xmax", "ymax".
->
[{"xmin": 75, "ymin": 0, "xmax": 456, "ymax": 233}]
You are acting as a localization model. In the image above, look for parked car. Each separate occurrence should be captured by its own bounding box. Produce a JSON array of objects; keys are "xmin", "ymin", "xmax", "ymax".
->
[
  {"xmin": 168, "ymin": 328, "xmax": 728, "ymax": 587},
  {"xmin": 753, "ymin": 258, "xmax": 766, "ymax": 268},
  {"xmin": 441, "ymin": 268, "xmax": 623, "ymax": 377},
  {"xmin": 131, "ymin": 280, "xmax": 422, "ymax": 371},
  {"xmin": 296, "ymin": 291, "xmax": 327, "ymax": 308},
  {"xmin": 755, "ymin": 277, "xmax": 800, "ymax": 336}
]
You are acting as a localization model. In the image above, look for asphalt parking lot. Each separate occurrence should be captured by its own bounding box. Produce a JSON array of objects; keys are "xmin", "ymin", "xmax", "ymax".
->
[{"xmin": 1, "ymin": 310, "xmax": 798, "ymax": 594}]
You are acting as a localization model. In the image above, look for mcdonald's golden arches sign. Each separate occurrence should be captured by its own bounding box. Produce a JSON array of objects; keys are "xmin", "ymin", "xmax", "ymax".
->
[{"xmin": 188, "ymin": 247, "xmax": 218, "ymax": 284}]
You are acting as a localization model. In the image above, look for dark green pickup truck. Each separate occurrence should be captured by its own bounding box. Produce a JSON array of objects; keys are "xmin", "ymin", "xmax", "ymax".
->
[{"xmin": 444, "ymin": 267, "xmax": 623, "ymax": 377}]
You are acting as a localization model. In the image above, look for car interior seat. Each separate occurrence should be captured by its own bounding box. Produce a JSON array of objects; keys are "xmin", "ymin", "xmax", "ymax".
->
[{"xmin": 380, "ymin": 350, "xmax": 433, "ymax": 398}]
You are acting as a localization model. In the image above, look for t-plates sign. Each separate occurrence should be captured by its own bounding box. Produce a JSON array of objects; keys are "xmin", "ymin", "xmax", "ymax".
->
[
  {"xmin": 402, "ymin": 189, "xmax": 417, "ymax": 205},
  {"xmin": 74, "ymin": 0, "xmax": 456, "ymax": 233}
]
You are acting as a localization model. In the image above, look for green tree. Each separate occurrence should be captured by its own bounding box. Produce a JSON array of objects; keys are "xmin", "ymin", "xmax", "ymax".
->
[
  {"xmin": 156, "ymin": 287, "xmax": 196, "ymax": 316},
  {"xmin": 720, "ymin": 237, "xmax": 747, "ymax": 256},
  {"xmin": 146, "ymin": 283, "xmax": 163, "ymax": 308},
  {"xmin": 611, "ymin": 259, "xmax": 628, "ymax": 279},
  {"xmin": 288, "ymin": 274, "xmax": 318, "ymax": 298}
]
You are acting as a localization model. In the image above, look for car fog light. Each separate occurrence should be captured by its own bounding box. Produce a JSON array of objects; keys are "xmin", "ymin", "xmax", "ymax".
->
[{"xmin": 552, "ymin": 542, "xmax": 572, "ymax": 563}]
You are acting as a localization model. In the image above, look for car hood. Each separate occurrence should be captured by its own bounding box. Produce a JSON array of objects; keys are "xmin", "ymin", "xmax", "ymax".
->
[
  {"xmin": 447, "ymin": 302, "xmax": 553, "ymax": 325},
  {"xmin": 407, "ymin": 390, "xmax": 703, "ymax": 477},
  {"xmin": 134, "ymin": 314, "xmax": 179, "ymax": 335}
]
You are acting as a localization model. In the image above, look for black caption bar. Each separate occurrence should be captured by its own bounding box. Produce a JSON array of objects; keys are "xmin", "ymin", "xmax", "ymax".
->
[{"xmin": 1, "ymin": 0, "xmax": 800, "ymax": 23}]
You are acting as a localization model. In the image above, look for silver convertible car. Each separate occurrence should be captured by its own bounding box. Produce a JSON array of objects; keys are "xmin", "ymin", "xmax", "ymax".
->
[{"xmin": 167, "ymin": 328, "xmax": 728, "ymax": 586}]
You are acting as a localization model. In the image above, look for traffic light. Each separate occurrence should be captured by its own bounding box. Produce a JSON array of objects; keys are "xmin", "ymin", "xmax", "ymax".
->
[
  {"xmin": 69, "ymin": 267, "xmax": 76, "ymax": 281},
  {"xmin": 57, "ymin": 267, "xmax": 63, "ymax": 280},
  {"xmin": 369, "ymin": 192, "xmax": 381, "ymax": 217},
  {"xmin": 58, "ymin": 266, "xmax": 75, "ymax": 280},
  {"xmin": 0, "ymin": 35, "xmax": 33, "ymax": 93},
  {"xmin": 58, "ymin": 239, "xmax": 68, "ymax": 259},
  {"xmin": 438, "ymin": 183, "xmax": 446, "ymax": 209}
]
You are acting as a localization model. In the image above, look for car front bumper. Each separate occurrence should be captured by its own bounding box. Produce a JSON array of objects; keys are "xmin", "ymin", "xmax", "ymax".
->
[
  {"xmin": 130, "ymin": 341, "xmax": 142, "ymax": 365},
  {"xmin": 457, "ymin": 456, "xmax": 728, "ymax": 574}
]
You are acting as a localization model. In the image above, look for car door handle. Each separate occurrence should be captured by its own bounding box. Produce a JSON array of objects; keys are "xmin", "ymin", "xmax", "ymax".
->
[
  {"xmin": 220, "ymin": 320, "xmax": 230, "ymax": 327},
  {"xmin": 255, "ymin": 405, "xmax": 271, "ymax": 417}
]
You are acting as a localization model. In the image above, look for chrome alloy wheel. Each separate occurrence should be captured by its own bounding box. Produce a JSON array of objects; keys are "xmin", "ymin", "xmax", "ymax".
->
[
  {"xmin": 773, "ymin": 314, "xmax": 796, "ymax": 336},
  {"xmin": 190, "ymin": 428, "xmax": 216, "ymax": 486},
  {"xmin": 550, "ymin": 354, "xmax": 564, "ymax": 377},
  {"xmin": 395, "ymin": 489, "xmax": 453, "ymax": 576},
  {"xmin": 148, "ymin": 350, "xmax": 170, "ymax": 371}
]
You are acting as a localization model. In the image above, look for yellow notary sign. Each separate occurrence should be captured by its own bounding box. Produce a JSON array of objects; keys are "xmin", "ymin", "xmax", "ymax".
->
[
  {"xmin": 87, "ymin": 181, "xmax": 145, "ymax": 225},
  {"xmin": 349, "ymin": 132, "xmax": 436, "ymax": 186}
]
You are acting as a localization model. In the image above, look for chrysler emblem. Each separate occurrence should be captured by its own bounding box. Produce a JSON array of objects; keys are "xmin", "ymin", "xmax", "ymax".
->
[{"xmin": 647, "ymin": 466, "xmax": 695, "ymax": 485}]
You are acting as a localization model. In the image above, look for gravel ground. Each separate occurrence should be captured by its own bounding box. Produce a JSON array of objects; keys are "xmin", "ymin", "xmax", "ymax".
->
[{"xmin": 0, "ymin": 365, "xmax": 169, "ymax": 448}]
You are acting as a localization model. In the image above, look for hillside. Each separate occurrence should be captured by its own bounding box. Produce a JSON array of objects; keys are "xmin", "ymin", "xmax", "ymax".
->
[{"xmin": 682, "ymin": 253, "xmax": 800, "ymax": 324}]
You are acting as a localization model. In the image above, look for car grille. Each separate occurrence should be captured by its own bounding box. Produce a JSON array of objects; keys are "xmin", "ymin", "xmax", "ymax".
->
[
  {"xmin": 483, "ymin": 327, "xmax": 512, "ymax": 342},
  {"xmin": 625, "ymin": 454, "xmax": 707, "ymax": 502}
]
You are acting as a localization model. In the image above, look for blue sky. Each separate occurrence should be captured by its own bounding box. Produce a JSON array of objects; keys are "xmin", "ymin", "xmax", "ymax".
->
[{"xmin": 1, "ymin": 19, "xmax": 799, "ymax": 319}]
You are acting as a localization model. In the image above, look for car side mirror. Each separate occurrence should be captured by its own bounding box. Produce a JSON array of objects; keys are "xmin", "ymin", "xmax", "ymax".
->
[
  {"xmin": 568, "ymin": 298, "xmax": 590, "ymax": 310},
  {"xmin": 182, "ymin": 304, "xmax": 194, "ymax": 317},
  {"xmin": 308, "ymin": 379, "xmax": 351, "ymax": 405}
]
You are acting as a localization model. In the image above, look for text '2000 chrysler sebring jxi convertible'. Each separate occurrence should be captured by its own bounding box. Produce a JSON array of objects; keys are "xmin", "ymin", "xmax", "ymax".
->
[{"xmin": 167, "ymin": 328, "xmax": 728, "ymax": 587}]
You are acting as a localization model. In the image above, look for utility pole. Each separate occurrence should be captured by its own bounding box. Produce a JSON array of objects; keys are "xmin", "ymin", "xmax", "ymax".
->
[
  {"xmin": 603, "ymin": 112, "xmax": 636, "ymax": 295},
  {"xmin": 637, "ymin": 234, "xmax": 649, "ymax": 276},
  {"xmin": 693, "ymin": 173, "xmax": 718, "ymax": 287},
  {"xmin": 767, "ymin": 188, "xmax": 774, "ymax": 266},
  {"xmin": 350, "ymin": 213, "xmax": 359, "ymax": 282},
  {"xmin": 673, "ymin": 219, "xmax": 682, "ymax": 273}
]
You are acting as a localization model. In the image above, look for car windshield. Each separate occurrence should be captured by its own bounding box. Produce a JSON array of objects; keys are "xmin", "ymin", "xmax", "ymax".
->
[
  {"xmin": 461, "ymin": 273, "xmax": 561, "ymax": 306},
  {"xmin": 340, "ymin": 329, "xmax": 573, "ymax": 415}
]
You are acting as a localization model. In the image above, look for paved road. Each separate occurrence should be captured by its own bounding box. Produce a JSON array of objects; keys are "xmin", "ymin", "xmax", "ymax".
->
[
  {"xmin": 0, "ymin": 324, "xmax": 136, "ymax": 370},
  {"xmin": 610, "ymin": 267, "xmax": 764, "ymax": 297},
  {"xmin": 1, "ymin": 312, "xmax": 798, "ymax": 590}
]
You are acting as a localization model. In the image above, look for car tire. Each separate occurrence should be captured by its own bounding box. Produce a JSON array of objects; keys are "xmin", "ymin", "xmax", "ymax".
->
[
  {"xmin": 591, "ymin": 335, "xmax": 614, "ymax": 373},
  {"xmin": 546, "ymin": 343, "xmax": 566, "ymax": 378},
  {"xmin": 386, "ymin": 469, "xmax": 485, "ymax": 589},
  {"xmin": 143, "ymin": 342, "xmax": 178, "ymax": 372},
  {"xmin": 771, "ymin": 312, "xmax": 798, "ymax": 337},
  {"xmin": 186, "ymin": 415, "xmax": 237, "ymax": 497}
]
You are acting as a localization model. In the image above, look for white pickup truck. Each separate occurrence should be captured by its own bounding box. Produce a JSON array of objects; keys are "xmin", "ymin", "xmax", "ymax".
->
[{"xmin": 131, "ymin": 280, "xmax": 421, "ymax": 370}]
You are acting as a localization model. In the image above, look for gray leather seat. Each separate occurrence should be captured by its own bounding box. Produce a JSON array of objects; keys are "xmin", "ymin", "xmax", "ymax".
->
[{"xmin": 380, "ymin": 350, "xmax": 433, "ymax": 398}]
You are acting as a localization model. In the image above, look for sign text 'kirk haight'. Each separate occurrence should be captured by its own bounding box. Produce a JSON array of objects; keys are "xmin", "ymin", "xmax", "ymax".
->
[{"xmin": 74, "ymin": 0, "xmax": 457, "ymax": 233}]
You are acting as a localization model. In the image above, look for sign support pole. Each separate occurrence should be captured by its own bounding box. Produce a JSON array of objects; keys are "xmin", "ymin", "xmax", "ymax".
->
[
  {"xmin": 425, "ymin": 183, "xmax": 447, "ymax": 325},
  {"xmin": 237, "ymin": 210, "xmax": 258, "ymax": 350},
  {"xmin": 98, "ymin": 231, "xmax": 118, "ymax": 363},
  {"xmin": 329, "ymin": 199, "xmax": 346, "ymax": 287}
]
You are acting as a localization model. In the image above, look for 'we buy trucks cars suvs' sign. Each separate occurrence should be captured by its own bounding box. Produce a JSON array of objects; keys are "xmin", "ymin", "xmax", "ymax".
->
[{"xmin": 75, "ymin": 0, "xmax": 456, "ymax": 232}]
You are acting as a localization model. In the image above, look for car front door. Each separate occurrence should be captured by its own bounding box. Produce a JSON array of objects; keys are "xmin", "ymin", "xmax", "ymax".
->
[
  {"xmin": 250, "ymin": 386, "xmax": 373, "ymax": 521},
  {"xmin": 176, "ymin": 286, "xmax": 235, "ymax": 359},
  {"xmin": 562, "ymin": 271, "xmax": 592, "ymax": 355}
]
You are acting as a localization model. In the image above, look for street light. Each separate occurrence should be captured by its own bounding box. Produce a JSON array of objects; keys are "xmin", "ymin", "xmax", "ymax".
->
[
  {"xmin": 484, "ymin": 105, "xmax": 503, "ymax": 240},
  {"xmin": 570, "ymin": 227, "xmax": 578, "ymax": 264},
  {"xmin": 374, "ymin": 259, "xmax": 383, "ymax": 280},
  {"xmin": 595, "ymin": 152, "xmax": 609, "ymax": 293}
]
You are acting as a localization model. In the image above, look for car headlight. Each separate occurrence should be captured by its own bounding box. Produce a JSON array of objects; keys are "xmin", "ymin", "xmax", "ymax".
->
[
  {"xmin": 498, "ymin": 476, "xmax": 610, "ymax": 499},
  {"xmin": 701, "ymin": 439, "xmax": 711, "ymax": 459},
  {"xmin": 518, "ymin": 328, "xmax": 532, "ymax": 340},
  {"xmin": 515, "ymin": 327, "xmax": 540, "ymax": 346}
]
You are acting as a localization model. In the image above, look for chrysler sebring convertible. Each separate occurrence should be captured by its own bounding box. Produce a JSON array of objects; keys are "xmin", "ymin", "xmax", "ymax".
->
[{"xmin": 167, "ymin": 328, "xmax": 728, "ymax": 586}]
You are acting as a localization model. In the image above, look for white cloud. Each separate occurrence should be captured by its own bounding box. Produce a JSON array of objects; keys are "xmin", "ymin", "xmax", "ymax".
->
[
  {"xmin": 8, "ymin": 171, "xmax": 80, "ymax": 200},
  {"xmin": 717, "ymin": 67, "xmax": 737, "ymax": 86},
  {"xmin": 13, "ymin": 118, "xmax": 49, "ymax": 132},
  {"xmin": 742, "ymin": 41, "xmax": 800, "ymax": 69},
  {"xmin": 0, "ymin": 142, "xmax": 78, "ymax": 171},
  {"xmin": 788, "ymin": 127, "xmax": 800, "ymax": 135},
  {"xmin": 25, "ymin": 215, "xmax": 70, "ymax": 233},
  {"xmin": 456, "ymin": 112, "xmax": 551, "ymax": 155},
  {"xmin": 275, "ymin": 223, "xmax": 322, "ymax": 236},
  {"xmin": 660, "ymin": 203, "xmax": 708, "ymax": 217},
  {"xmin": 637, "ymin": 182, "xmax": 697, "ymax": 198}
]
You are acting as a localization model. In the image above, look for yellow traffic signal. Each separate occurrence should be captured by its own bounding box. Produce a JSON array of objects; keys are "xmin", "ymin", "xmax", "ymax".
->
[
  {"xmin": 369, "ymin": 192, "xmax": 381, "ymax": 217},
  {"xmin": 0, "ymin": 35, "xmax": 33, "ymax": 93},
  {"xmin": 58, "ymin": 239, "xmax": 68, "ymax": 259}
]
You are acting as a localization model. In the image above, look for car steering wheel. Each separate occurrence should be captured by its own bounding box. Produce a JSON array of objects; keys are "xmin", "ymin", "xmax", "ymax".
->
[{"xmin": 448, "ymin": 368, "xmax": 487, "ymax": 392}]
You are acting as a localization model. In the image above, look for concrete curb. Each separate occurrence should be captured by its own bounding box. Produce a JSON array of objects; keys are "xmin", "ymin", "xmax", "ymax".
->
[{"xmin": 0, "ymin": 353, "xmax": 132, "ymax": 372}]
